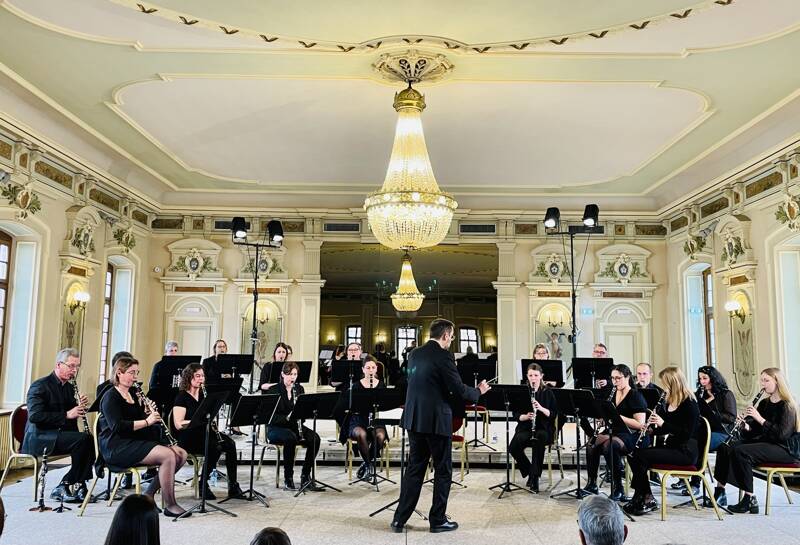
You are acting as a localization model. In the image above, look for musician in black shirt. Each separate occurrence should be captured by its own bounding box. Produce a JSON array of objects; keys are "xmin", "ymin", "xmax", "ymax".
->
[
  {"xmin": 509, "ymin": 363, "xmax": 557, "ymax": 492},
  {"xmin": 21, "ymin": 348, "xmax": 95, "ymax": 503},
  {"xmin": 265, "ymin": 361, "xmax": 321, "ymax": 491},
  {"xmin": 258, "ymin": 342, "xmax": 289, "ymax": 393},
  {"xmin": 173, "ymin": 363, "xmax": 244, "ymax": 500},
  {"xmin": 201, "ymin": 340, "xmax": 227, "ymax": 383},
  {"xmin": 624, "ymin": 367, "xmax": 699, "ymax": 516},
  {"xmin": 713, "ymin": 367, "xmax": 800, "ymax": 514}
]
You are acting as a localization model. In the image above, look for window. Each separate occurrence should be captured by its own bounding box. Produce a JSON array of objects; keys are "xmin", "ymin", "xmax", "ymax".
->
[
  {"xmin": 345, "ymin": 325, "xmax": 362, "ymax": 346},
  {"xmin": 396, "ymin": 326, "xmax": 417, "ymax": 356},
  {"xmin": 458, "ymin": 326, "xmax": 479, "ymax": 353},
  {"xmin": 99, "ymin": 264, "xmax": 114, "ymax": 381},
  {"xmin": 0, "ymin": 231, "xmax": 11, "ymax": 377},
  {"xmin": 702, "ymin": 268, "xmax": 716, "ymax": 366}
]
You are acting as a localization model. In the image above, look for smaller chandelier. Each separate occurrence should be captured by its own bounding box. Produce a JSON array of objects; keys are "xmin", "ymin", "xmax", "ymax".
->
[{"xmin": 391, "ymin": 252, "xmax": 425, "ymax": 312}]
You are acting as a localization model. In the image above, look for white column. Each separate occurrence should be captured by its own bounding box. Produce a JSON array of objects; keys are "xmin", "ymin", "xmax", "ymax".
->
[
  {"xmin": 493, "ymin": 281, "xmax": 521, "ymax": 383},
  {"xmin": 298, "ymin": 240, "xmax": 324, "ymax": 388}
]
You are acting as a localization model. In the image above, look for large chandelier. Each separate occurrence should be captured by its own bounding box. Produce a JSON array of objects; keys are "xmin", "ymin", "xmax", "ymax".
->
[
  {"xmin": 391, "ymin": 252, "xmax": 425, "ymax": 312},
  {"xmin": 364, "ymin": 82, "xmax": 457, "ymax": 250}
]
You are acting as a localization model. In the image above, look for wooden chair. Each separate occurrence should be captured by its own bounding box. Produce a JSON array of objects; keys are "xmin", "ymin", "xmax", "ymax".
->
[
  {"xmin": 0, "ymin": 404, "xmax": 68, "ymax": 500},
  {"xmin": 426, "ymin": 416, "xmax": 468, "ymax": 482},
  {"xmin": 166, "ymin": 409, "xmax": 203, "ymax": 498},
  {"xmin": 78, "ymin": 414, "xmax": 159, "ymax": 516},
  {"xmin": 755, "ymin": 462, "xmax": 800, "ymax": 515},
  {"xmin": 648, "ymin": 417, "xmax": 722, "ymax": 521}
]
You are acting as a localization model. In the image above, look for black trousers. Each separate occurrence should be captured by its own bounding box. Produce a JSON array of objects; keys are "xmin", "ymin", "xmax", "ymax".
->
[
  {"xmin": 267, "ymin": 425, "xmax": 320, "ymax": 479},
  {"xmin": 52, "ymin": 431, "xmax": 95, "ymax": 484},
  {"xmin": 393, "ymin": 431, "xmax": 451, "ymax": 526},
  {"xmin": 182, "ymin": 433, "xmax": 239, "ymax": 485},
  {"xmin": 714, "ymin": 442, "xmax": 797, "ymax": 494},
  {"xmin": 509, "ymin": 428, "xmax": 550, "ymax": 478},
  {"xmin": 628, "ymin": 444, "xmax": 696, "ymax": 498}
]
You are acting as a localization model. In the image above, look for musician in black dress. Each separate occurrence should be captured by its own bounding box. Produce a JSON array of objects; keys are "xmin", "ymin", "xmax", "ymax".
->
[
  {"xmin": 265, "ymin": 361, "xmax": 322, "ymax": 491},
  {"xmin": 173, "ymin": 363, "xmax": 244, "ymax": 500},
  {"xmin": 713, "ymin": 367, "xmax": 800, "ymax": 514},
  {"xmin": 331, "ymin": 342, "xmax": 363, "ymax": 390},
  {"xmin": 336, "ymin": 356, "xmax": 389, "ymax": 479},
  {"xmin": 202, "ymin": 340, "xmax": 228, "ymax": 383},
  {"xmin": 623, "ymin": 366, "xmax": 699, "ymax": 516},
  {"xmin": 21, "ymin": 348, "xmax": 95, "ymax": 503},
  {"xmin": 583, "ymin": 364, "xmax": 647, "ymax": 501},
  {"xmin": 509, "ymin": 363, "xmax": 556, "ymax": 492},
  {"xmin": 259, "ymin": 342, "xmax": 289, "ymax": 393},
  {"xmin": 99, "ymin": 357, "xmax": 189, "ymax": 517}
]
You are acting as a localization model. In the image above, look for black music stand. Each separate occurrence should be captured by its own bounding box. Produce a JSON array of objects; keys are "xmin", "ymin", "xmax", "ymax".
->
[
  {"xmin": 292, "ymin": 361, "xmax": 313, "ymax": 384},
  {"xmin": 206, "ymin": 377, "xmax": 244, "ymax": 436},
  {"xmin": 521, "ymin": 359, "xmax": 565, "ymax": 388},
  {"xmin": 484, "ymin": 385, "xmax": 532, "ymax": 498},
  {"xmin": 215, "ymin": 354, "xmax": 251, "ymax": 378},
  {"xmin": 291, "ymin": 392, "xmax": 342, "ymax": 496},
  {"xmin": 225, "ymin": 394, "xmax": 281, "ymax": 508},
  {"xmin": 347, "ymin": 388, "xmax": 403, "ymax": 490},
  {"xmin": 550, "ymin": 388, "xmax": 596, "ymax": 500},
  {"xmin": 458, "ymin": 360, "xmax": 496, "ymax": 451},
  {"xmin": 175, "ymin": 391, "xmax": 235, "ymax": 521},
  {"xmin": 572, "ymin": 358, "xmax": 613, "ymax": 389}
]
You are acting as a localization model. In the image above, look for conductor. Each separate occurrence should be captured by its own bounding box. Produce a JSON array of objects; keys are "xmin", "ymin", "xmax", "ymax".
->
[{"xmin": 391, "ymin": 319, "xmax": 491, "ymax": 533}]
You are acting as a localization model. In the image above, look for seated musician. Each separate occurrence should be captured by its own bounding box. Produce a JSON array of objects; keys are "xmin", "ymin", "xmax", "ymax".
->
[
  {"xmin": 713, "ymin": 367, "xmax": 800, "ymax": 514},
  {"xmin": 336, "ymin": 356, "xmax": 389, "ymax": 479},
  {"xmin": 509, "ymin": 363, "xmax": 556, "ymax": 492},
  {"xmin": 265, "ymin": 361, "xmax": 322, "ymax": 491},
  {"xmin": 22, "ymin": 348, "xmax": 95, "ymax": 503},
  {"xmin": 259, "ymin": 342, "xmax": 289, "ymax": 393},
  {"xmin": 635, "ymin": 363, "xmax": 663, "ymax": 394},
  {"xmin": 623, "ymin": 367, "xmax": 699, "ymax": 516},
  {"xmin": 99, "ymin": 357, "xmax": 188, "ymax": 517},
  {"xmin": 149, "ymin": 341, "xmax": 179, "ymax": 391},
  {"xmin": 331, "ymin": 342, "xmax": 363, "ymax": 391},
  {"xmin": 679, "ymin": 366, "xmax": 736, "ymax": 497},
  {"xmin": 583, "ymin": 364, "xmax": 646, "ymax": 501},
  {"xmin": 173, "ymin": 363, "xmax": 244, "ymax": 500},
  {"xmin": 201, "ymin": 339, "xmax": 228, "ymax": 383}
]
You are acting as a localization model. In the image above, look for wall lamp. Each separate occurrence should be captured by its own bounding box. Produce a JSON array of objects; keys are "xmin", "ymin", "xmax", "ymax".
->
[
  {"xmin": 69, "ymin": 290, "xmax": 91, "ymax": 313},
  {"xmin": 724, "ymin": 300, "xmax": 747, "ymax": 323}
]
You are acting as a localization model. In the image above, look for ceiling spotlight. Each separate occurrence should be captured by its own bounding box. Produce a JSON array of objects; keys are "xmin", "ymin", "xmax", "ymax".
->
[
  {"xmin": 231, "ymin": 216, "xmax": 247, "ymax": 240},
  {"xmin": 544, "ymin": 207, "xmax": 560, "ymax": 229},
  {"xmin": 267, "ymin": 220, "xmax": 284, "ymax": 244},
  {"xmin": 582, "ymin": 204, "xmax": 599, "ymax": 227}
]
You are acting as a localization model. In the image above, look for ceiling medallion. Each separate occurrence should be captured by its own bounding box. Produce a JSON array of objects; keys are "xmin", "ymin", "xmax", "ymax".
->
[{"xmin": 372, "ymin": 49, "xmax": 454, "ymax": 84}]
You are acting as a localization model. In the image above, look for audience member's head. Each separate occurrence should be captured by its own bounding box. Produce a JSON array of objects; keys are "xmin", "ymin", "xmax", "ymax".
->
[
  {"xmin": 0, "ymin": 496, "xmax": 5, "ymax": 536},
  {"xmin": 250, "ymin": 527, "xmax": 291, "ymax": 545},
  {"xmin": 577, "ymin": 495, "xmax": 627, "ymax": 545},
  {"xmin": 104, "ymin": 494, "xmax": 160, "ymax": 545}
]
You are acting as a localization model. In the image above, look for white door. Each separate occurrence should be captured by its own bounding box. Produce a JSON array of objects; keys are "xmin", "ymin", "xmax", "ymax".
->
[
  {"xmin": 606, "ymin": 329, "xmax": 639, "ymax": 367},
  {"xmin": 177, "ymin": 323, "xmax": 211, "ymax": 357}
]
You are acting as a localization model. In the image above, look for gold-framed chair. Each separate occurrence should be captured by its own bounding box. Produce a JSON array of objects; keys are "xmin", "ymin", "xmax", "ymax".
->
[
  {"xmin": 511, "ymin": 416, "xmax": 565, "ymax": 490},
  {"xmin": 755, "ymin": 462, "xmax": 800, "ymax": 515},
  {"xmin": 166, "ymin": 409, "xmax": 203, "ymax": 498},
  {"xmin": 345, "ymin": 437, "xmax": 390, "ymax": 480},
  {"xmin": 256, "ymin": 429, "xmax": 301, "ymax": 488},
  {"xmin": 464, "ymin": 404, "xmax": 490, "ymax": 443},
  {"xmin": 0, "ymin": 404, "xmax": 68, "ymax": 500},
  {"xmin": 78, "ymin": 413, "xmax": 160, "ymax": 516},
  {"xmin": 648, "ymin": 417, "xmax": 722, "ymax": 521}
]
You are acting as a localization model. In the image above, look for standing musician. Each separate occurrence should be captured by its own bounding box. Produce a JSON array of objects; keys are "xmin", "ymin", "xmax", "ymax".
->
[
  {"xmin": 583, "ymin": 364, "xmax": 647, "ymax": 501},
  {"xmin": 713, "ymin": 367, "xmax": 800, "ymax": 514},
  {"xmin": 173, "ymin": 363, "xmax": 244, "ymax": 500},
  {"xmin": 336, "ymin": 356, "xmax": 388, "ymax": 479},
  {"xmin": 202, "ymin": 340, "xmax": 228, "ymax": 383},
  {"xmin": 623, "ymin": 366, "xmax": 699, "ymax": 516},
  {"xmin": 265, "ymin": 361, "xmax": 322, "ymax": 491},
  {"xmin": 149, "ymin": 341, "xmax": 179, "ymax": 391},
  {"xmin": 99, "ymin": 357, "xmax": 189, "ymax": 517},
  {"xmin": 22, "ymin": 348, "xmax": 95, "ymax": 503},
  {"xmin": 258, "ymin": 342, "xmax": 290, "ymax": 393},
  {"xmin": 509, "ymin": 363, "xmax": 556, "ymax": 492},
  {"xmin": 391, "ymin": 319, "xmax": 490, "ymax": 534}
]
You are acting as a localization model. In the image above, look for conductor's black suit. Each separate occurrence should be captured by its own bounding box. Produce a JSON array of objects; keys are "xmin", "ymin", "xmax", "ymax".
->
[{"xmin": 393, "ymin": 340, "xmax": 480, "ymax": 526}]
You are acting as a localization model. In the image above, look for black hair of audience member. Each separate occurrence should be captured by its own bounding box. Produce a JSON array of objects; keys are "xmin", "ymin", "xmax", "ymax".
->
[
  {"xmin": 0, "ymin": 496, "xmax": 4, "ymax": 536},
  {"xmin": 104, "ymin": 494, "xmax": 160, "ymax": 545},
  {"xmin": 250, "ymin": 527, "xmax": 291, "ymax": 545}
]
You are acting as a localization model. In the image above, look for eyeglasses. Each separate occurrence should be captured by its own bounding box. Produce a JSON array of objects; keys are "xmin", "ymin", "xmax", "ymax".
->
[
  {"xmin": 610, "ymin": 375, "xmax": 625, "ymax": 381},
  {"xmin": 58, "ymin": 362, "xmax": 81, "ymax": 371},
  {"xmin": 123, "ymin": 369, "xmax": 140, "ymax": 376}
]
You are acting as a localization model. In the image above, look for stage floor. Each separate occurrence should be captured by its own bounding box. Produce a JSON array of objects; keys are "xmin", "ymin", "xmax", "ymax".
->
[{"xmin": 2, "ymin": 449, "xmax": 799, "ymax": 545}]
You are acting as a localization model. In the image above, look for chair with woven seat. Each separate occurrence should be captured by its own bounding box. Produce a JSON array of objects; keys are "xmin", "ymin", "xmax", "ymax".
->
[
  {"xmin": 0, "ymin": 404, "xmax": 68, "ymax": 500},
  {"xmin": 464, "ymin": 404, "xmax": 490, "ymax": 443},
  {"xmin": 648, "ymin": 417, "xmax": 722, "ymax": 521},
  {"xmin": 78, "ymin": 413, "xmax": 160, "ymax": 516},
  {"xmin": 756, "ymin": 462, "xmax": 800, "ymax": 515}
]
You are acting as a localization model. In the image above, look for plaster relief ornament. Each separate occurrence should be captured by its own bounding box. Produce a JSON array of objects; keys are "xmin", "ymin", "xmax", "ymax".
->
[
  {"xmin": 71, "ymin": 223, "xmax": 96, "ymax": 257},
  {"xmin": 683, "ymin": 234, "xmax": 706, "ymax": 261},
  {"xmin": 775, "ymin": 194, "xmax": 800, "ymax": 231},
  {"xmin": 113, "ymin": 227, "xmax": 136, "ymax": 254},
  {"xmin": 600, "ymin": 253, "xmax": 645, "ymax": 285},
  {"xmin": 533, "ymin": 253, "xmax": 569, "ymax": 284},
  {"xmin": 720, "ymin": 231, "xmax": 745, "ymax": 267},
  {"xmin": 168, "ymin": 247, "xmax": 217, "ymax": 280},
  {"xmin": 1, "ymin": 181, "xmax": 41, "ymax": 220}
]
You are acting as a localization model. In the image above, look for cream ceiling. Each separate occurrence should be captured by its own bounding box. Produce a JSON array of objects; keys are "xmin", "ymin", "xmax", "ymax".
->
[{"xmin": 0, "ymin": 0, "xmax": 799, "ymax": 212}]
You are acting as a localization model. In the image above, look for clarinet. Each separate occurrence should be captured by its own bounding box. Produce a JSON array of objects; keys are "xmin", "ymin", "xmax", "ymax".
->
[
  {"xmin": 134, "ymin": 384, "xmax": 178, "ymax": 447},
  {"xmin": 635, "ymin": 390, "xmax": 666, "ymax": 449},
  {"xmin": 590, "ymin": 386, "xmax": 616, "ymax": 443},
  {"xmin": 30, "ymin": 448, "xmax": 52, "ymax": 512},
  {"xmin": 723, "ymin": 388, "xmax": 767, "ymax": 446},
  {"xmin": 70, "ymin": 379, "xmax": 90, "ymax": 434},
  {"xmin": 529, "ymin": 382, "xmax": 538, "ymax": 433},
  {"xmin": 292, "ymin": 382, "xmax": 303, "ymax": 438},
  {"xmin": 200, "ymin": 383, "xmax": 224, "ymax": 444}
]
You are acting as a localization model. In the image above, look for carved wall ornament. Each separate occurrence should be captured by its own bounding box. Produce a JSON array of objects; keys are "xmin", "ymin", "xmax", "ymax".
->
[
  {"xmin": 532, "ymin": 253, "xmax": 570, "ymax": 284},
  {"xmin": 720, "ymin": 231, "xmax": 745, "ymax": 268},
  {"xmin": 1, "ymin": 181, "xmax": 41, "ymax": 220},
  {"xmin": 683, "ymin": 233, "xmax": 707, "ymax": 261},
  {"xmin": 71, "ymin": 223, "xmax": 96, "ymax": 257},
  {"xmin": 113, "ymin": 226, "xmax": 137, "ymax": 253},
  {"xmin": 775, "ymin": 194, "xmax": 800, "ymax": 231},
  {"xmin": 599, "ymin": 253, "xmax": 646, "ymax": 285},
  {"xmin": 168, "ymin": 247, "xmax": 217, "ymax": 280}
]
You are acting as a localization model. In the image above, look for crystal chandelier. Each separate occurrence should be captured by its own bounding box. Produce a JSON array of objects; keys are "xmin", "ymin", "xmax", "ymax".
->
[
  {"xmin": 364, "ymin": 83, "xmax": 457, "ymax": 250},
  {"xmin": 391, "ymin": 252, "xmax": 425, "ymax": 312}
]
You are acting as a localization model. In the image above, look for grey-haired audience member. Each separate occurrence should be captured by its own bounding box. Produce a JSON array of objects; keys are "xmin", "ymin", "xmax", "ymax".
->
[{"xmin": 578, "ymin": 495, "xmax": 628, "ymax": 545}]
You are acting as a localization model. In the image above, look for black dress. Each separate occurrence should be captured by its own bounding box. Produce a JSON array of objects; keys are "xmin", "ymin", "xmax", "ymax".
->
[
  {"xmin": 258, "ymin": 361, "xmax": 280, "ymax": 393},
  {"xmin": 610, "ymin": 388, "xmax": 647, "ymax": 450},
  {"xmin": 99, "ymin": 387, "xmax": 161, "ymax": 469},
  {"xmin": 335, "ymin": 379, "xmax": 388, "ymax": 443},
  {"xmin": 509, "ymin": 384, "xmax": 558, "ymax": 479}
]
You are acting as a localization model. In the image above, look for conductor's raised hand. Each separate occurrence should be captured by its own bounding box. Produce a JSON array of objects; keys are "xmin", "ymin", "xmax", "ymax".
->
[{"xmin": 478, "ymin": 380, "xmax": 491, "ymax": 395}]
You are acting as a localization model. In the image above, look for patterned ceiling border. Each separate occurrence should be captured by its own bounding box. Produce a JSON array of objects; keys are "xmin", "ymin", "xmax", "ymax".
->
[{"xmin": 106, "ymin": 0, "xmax": 728, "ymax": 55}]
